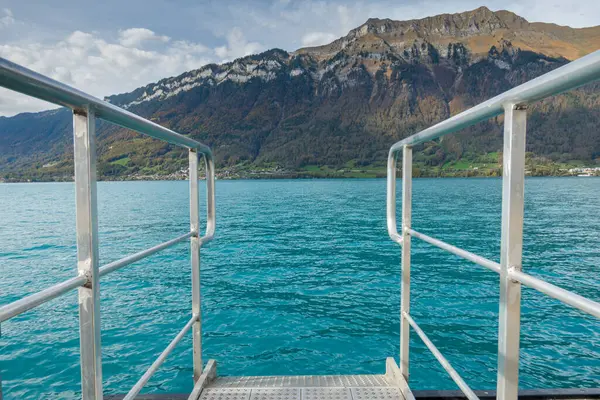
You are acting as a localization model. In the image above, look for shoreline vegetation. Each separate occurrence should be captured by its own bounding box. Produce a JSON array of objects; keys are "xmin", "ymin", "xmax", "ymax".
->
[{"xmin": 2, "ymin": 152, "xmax": 599, "ymax": 182}]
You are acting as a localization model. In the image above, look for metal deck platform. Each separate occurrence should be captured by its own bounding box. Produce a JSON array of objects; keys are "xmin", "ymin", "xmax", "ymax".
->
[
  {"xmin": 183, "ymin": 359, "xmax": 411, "ymax": 400},
  {"xmin": 107, "ymin": 388, "xmax": 600, "ymax": 400}
]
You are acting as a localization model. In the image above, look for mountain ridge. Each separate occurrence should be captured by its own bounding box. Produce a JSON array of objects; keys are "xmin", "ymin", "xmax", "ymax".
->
[
  {"xmin": 296, "ymin": 6, "xmax": 600, "ymax": 60},
  {"xmin": 1, "ymin": 6, "xmax": 599, "ymax": 181}
]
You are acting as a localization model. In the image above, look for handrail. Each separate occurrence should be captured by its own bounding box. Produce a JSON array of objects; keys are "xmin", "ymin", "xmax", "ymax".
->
[
  {"xmin": 407, "ymin": 228, "xmax": 600, "ymax": 317},
  {"xmin": 389, "ymin": 50, "xmax": 600, "ymax": 151},
  {"xmin": 387, "ymin": 50, "xmax": 600, "ymax": 244},
  {"xmin": 199, "ymin": 151, "xmax": 216, "ymax": 247},
  {"xmin": 0, "ymin": 275, "xmax": 87, "ymax": 322},
  {"xmin": 408, "ymin": 229, "xmax": 501, "ymax": 274},
  {"xmin": 403, "ymin": 312, "xmax": 479, "ymax": 400},
  {"xmin": 123, "ymin": 314, "xmax": 199, "ymax": 400},
  {"xmin": 0, "ymin": 56, "xmax": 216, "ymax": 249},
  {"xmin": 386, "ymin": 50, "xmax": 600, "ymax": 400},
  {"xmin": 508, "ymin": 270, "xmax": 600, "ymax": 318},
  {"xmin": 0, "ymin": 57, "xmax": 217, "ymax": 399},
  {"xmin": 0, "ymin": 57, "xmax": 210, "ymax": 153},
  {"xmin": 100, "ymin": 232, "xmax": 194, "ymax": 277},
  {"xmin": 0, "ymin": 232, "xmax": 197, "ymax": 323}
]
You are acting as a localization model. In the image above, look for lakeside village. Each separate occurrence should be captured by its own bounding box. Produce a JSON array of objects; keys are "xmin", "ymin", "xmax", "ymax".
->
[
  {"xmin": 158, "ymin": 165, "xmax": 600, "ymax": 180},
  {"xmin": 4, "ymin": 165, "xmax": 599, "ymax": 183},
  {"xmin": 566, "ymin": 167, "xmax": 600, "ymax": 176}
]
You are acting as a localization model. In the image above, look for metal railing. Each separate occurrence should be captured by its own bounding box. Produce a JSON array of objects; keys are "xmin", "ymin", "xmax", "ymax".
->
[
  {"xmin": 387, "ymin": 50, "xmax": 600, "ymax": 400},
  {"xmin": 0, "ymin": 57, "xmax": 216, "ymax": 400}
]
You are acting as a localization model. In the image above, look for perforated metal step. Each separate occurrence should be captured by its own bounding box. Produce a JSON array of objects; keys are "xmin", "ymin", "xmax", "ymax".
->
[
  {"xmin": 199, "ymin": 387, "xmax": 403, "ymax": 400},
  {"xmin": 200, "ymin": 375, "xmax": 403, "ymax": 400},
  {"xmin": 209, "ymin": 375, "xmax": 394, "ymax": 388}
]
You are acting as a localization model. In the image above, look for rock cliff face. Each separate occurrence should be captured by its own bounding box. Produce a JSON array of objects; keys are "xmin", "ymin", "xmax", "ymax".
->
[{"xmin": 1, "ymin": 6, "xmax": 599, "ymax": 179}]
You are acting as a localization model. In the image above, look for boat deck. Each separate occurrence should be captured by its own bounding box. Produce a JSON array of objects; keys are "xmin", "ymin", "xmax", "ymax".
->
[
  {"xmin": 202, "ymin": 376, "xmax": 401, "ymax": 400},
  {"xmin": 181, "ymin": 358, "xmax": 411, "ymax": 400},
  {"xmin": 105, "ymin": 388, "xmax": 600, "ymax": 400}
]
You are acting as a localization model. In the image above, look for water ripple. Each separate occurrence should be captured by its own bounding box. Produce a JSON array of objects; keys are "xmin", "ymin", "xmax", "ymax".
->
[{"xmin": 1, "ymin": 178, "xmax": 599, "ymax": 398}]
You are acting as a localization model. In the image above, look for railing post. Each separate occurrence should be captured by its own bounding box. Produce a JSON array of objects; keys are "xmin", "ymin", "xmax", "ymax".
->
[
  {"xmin": 73, "ymin": 109, "xmax": 103, "ymax": 400},
  {"xmin": 400, "ymin": 145, "xmax": 412, "ymax": 383},
  {"xmin": 497, "ymin": 104, "xmax": 526, "ymax": 400},
  {"xmin": 189, "ymin": 149, "xmax": 203, "ymax": 381}
]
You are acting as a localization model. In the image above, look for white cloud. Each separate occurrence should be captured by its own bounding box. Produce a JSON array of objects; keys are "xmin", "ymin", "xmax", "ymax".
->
[
  {"xmin": 0, "ymin": 8, "xmax": 14, "ymax": 28},
  {"xmin": 118, "ymin": 28, "xmax": 170, "ymax": 47},
  {"xmin": 0, "ymin": 88, "xmax": 56, "ymax": 116},
  {"xmin": 1, "ymin": 0, "xmax": 598, "ymax": 116},
  {"xmin": 214, "ymin": 27, "xmax": 263, "ymax": 61},
  {"xmin": 336, "ymin": 5, "xmax": 354, "ymax": 33},
  {"xmin": 0, "ymin": 12, "xmax": 265, "ymax": 116},
  {"xmin": 0, "ymin": 32, "xmax": 213, "ymax": 115},
  {"xmin": 301, "ymin": 32, "xmax": 338, "ymax": 47},
  {"xmin": 501, "ymin": 0, "xmax": 599, "ymax": 28},
  {"xmin": 230, "ymin": 0, "xmax": 599, "ymax": 53}
]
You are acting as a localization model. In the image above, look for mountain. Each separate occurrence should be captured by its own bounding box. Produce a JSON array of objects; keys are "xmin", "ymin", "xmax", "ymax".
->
[{"xmin": 1, "ymin": 6, "xmax": 600, "ymax": 181}]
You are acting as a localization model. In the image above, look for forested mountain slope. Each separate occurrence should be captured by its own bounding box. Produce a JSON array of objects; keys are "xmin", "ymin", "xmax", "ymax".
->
[{"xmin": 1, "ymin": 6, "xmax": 599, "ymax": 180}]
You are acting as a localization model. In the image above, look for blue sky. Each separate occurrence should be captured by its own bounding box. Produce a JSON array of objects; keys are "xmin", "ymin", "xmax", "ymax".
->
[{"xmin": 0, "ymin": 0, "xmax": 598, "ymax": 116}]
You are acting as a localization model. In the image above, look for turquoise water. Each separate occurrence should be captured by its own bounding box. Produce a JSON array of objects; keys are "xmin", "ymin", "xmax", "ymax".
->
[{"xmin": 1, "ymin": 178, "xmax": 598, "ymax": 398}]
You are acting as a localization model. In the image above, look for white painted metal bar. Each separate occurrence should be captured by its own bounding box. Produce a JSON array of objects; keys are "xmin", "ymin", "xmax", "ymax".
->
[
  {"xmin": 200, "ymin": 153, "xmax": 216, "ymax": 247},
  {"xmin": 509, "ymin": 270, "xmax": 600, "ymax": 319},
  {"xmin": 73, "ymin": 109, "xmax": 103, "ymax": 400},
  {"xmin": 0, "ymin": 57, "xmax": 210, "ymax": 153},
  {"xmin": 0, "ymin": 58, "xmax": 218, "ymax": 399},
  {"xmin": 0, "ymin": 275, "xmax": 87, "ymax": 322},
  {"xmin": 400, "ymin": 145, "xmax": 412, "ymax": 386},
  {"xmin": 386, "ymin": 51, "xmax": 600, "ymax": 242},
  {"xmin": 497, "ymin": 104, "xmax": 527, "ymax": 400},
  {"xmin": 188, "ymin": 359, "xmax": 217, "ymax": 400},
  {"xmin": 99, "ymin": 232, "xmax": 193, "ymax": 277},
  {"xmin": 123, "ymin": 315, "xmax": 198, "ymax": 400},
  {"xmin": 381, "ymin": 46, "xmax": 600, "ymax": 400},
  {"xmin": 389, "ymin": 50, "xmax": 600, "ymax": 150},
  {"xmin": 386, "ymin": 150, "xmax": 402, "ymax": 245},
  {"xmin": 0, "ymin": 231, "xmax": 196, "ymax": 323},
  {"xmin": 190, "ymin": 149, "xmax": 203, "ymax": 381},
  {"xmin": 385, "ymin": 357, "xmax": 415, "ymax": 400},
  {"xmin": 403, "ymin": 312, "xmax": 479, "ymax": 400},
  {"xmin": 408, "ymin": 229, "xmax": 501, "ymax": 274}
]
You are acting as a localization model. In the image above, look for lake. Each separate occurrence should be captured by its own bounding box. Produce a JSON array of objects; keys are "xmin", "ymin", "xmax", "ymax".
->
[{"xmin": 1, "ymin": 178, "xmax": 598, "ymax": 399}]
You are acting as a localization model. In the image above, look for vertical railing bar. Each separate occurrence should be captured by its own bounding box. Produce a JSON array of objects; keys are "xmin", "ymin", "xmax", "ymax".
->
[
  {"xmin": 496, "ymin": 104, "xmax": 527, "ymax": 400},
  {"xmin": 200, "ymin": 153, "xmax": 216, "ymax": 246},
  {"xmin": 387, "ymin": 150, "xmax": 403, "ymax": 245},
  {"xmin": 189, "ymin": 149, "xmax": 203, "ymax": 382},
  {"xmin": 400, "ymin": 145, "xmax": 413, "ymax": 387},
  {"xmin": 73, "ymin": 109, "xmax": 103, "ymax": 400}
]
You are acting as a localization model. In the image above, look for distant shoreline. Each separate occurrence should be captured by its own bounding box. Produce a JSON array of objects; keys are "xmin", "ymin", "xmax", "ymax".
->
[
  {"xmin": 4, "ymin": 160, "xmax": 598, "ymax": 183},
  {"xmin": 2, "ymin": 173, "xmax": 598, "ymax": 184}
]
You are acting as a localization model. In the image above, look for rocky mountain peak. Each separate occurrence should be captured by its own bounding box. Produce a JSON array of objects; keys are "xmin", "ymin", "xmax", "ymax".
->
[
  {"xmin": 296, "ymin": 6, "xmax": 597, "ymax": 61},
  {"xmin": 2, "ymin": 7, "xmax": 599, "ymax": 181},
  {"xmin": 356, "ymin": 6, "xmax": 525, "ymax": 38},
  {"xmin": 106, "ymin": 7, "xmax": 599, "ymax": 109}
]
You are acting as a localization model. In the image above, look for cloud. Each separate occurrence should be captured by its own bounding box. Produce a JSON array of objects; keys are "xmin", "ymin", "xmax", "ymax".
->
[
  {"xmin": 0, "ymin": 31, "xmax": 213, "ymax": 115},
  {"xmin": 118, "ymin": 28, "xmax": 170, "ymax": 47},
  {"xmin": 301, "ymin": 32, "xmax": 338, "ymax": 47},
  {"xmin": 0, "ymin": 11, "xmax": 265, "ymax": 116},
  {"xmin": 0, "ymin": 8, "xmax": 15, "ymax": 28},
  {"xmin": 0, "ymin": 88, "xmax": 57, "ymax": 116},
  {"xmin": 0, "ymin": 8, "xmax": 14, "ymax": 26},
  {"xmin": 214, "ymin": 27, "xmax": 263, "ymax": 61},
  {"xmin": 1, "ymin": 0, "xmax": 598, "ymax": 116}
]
